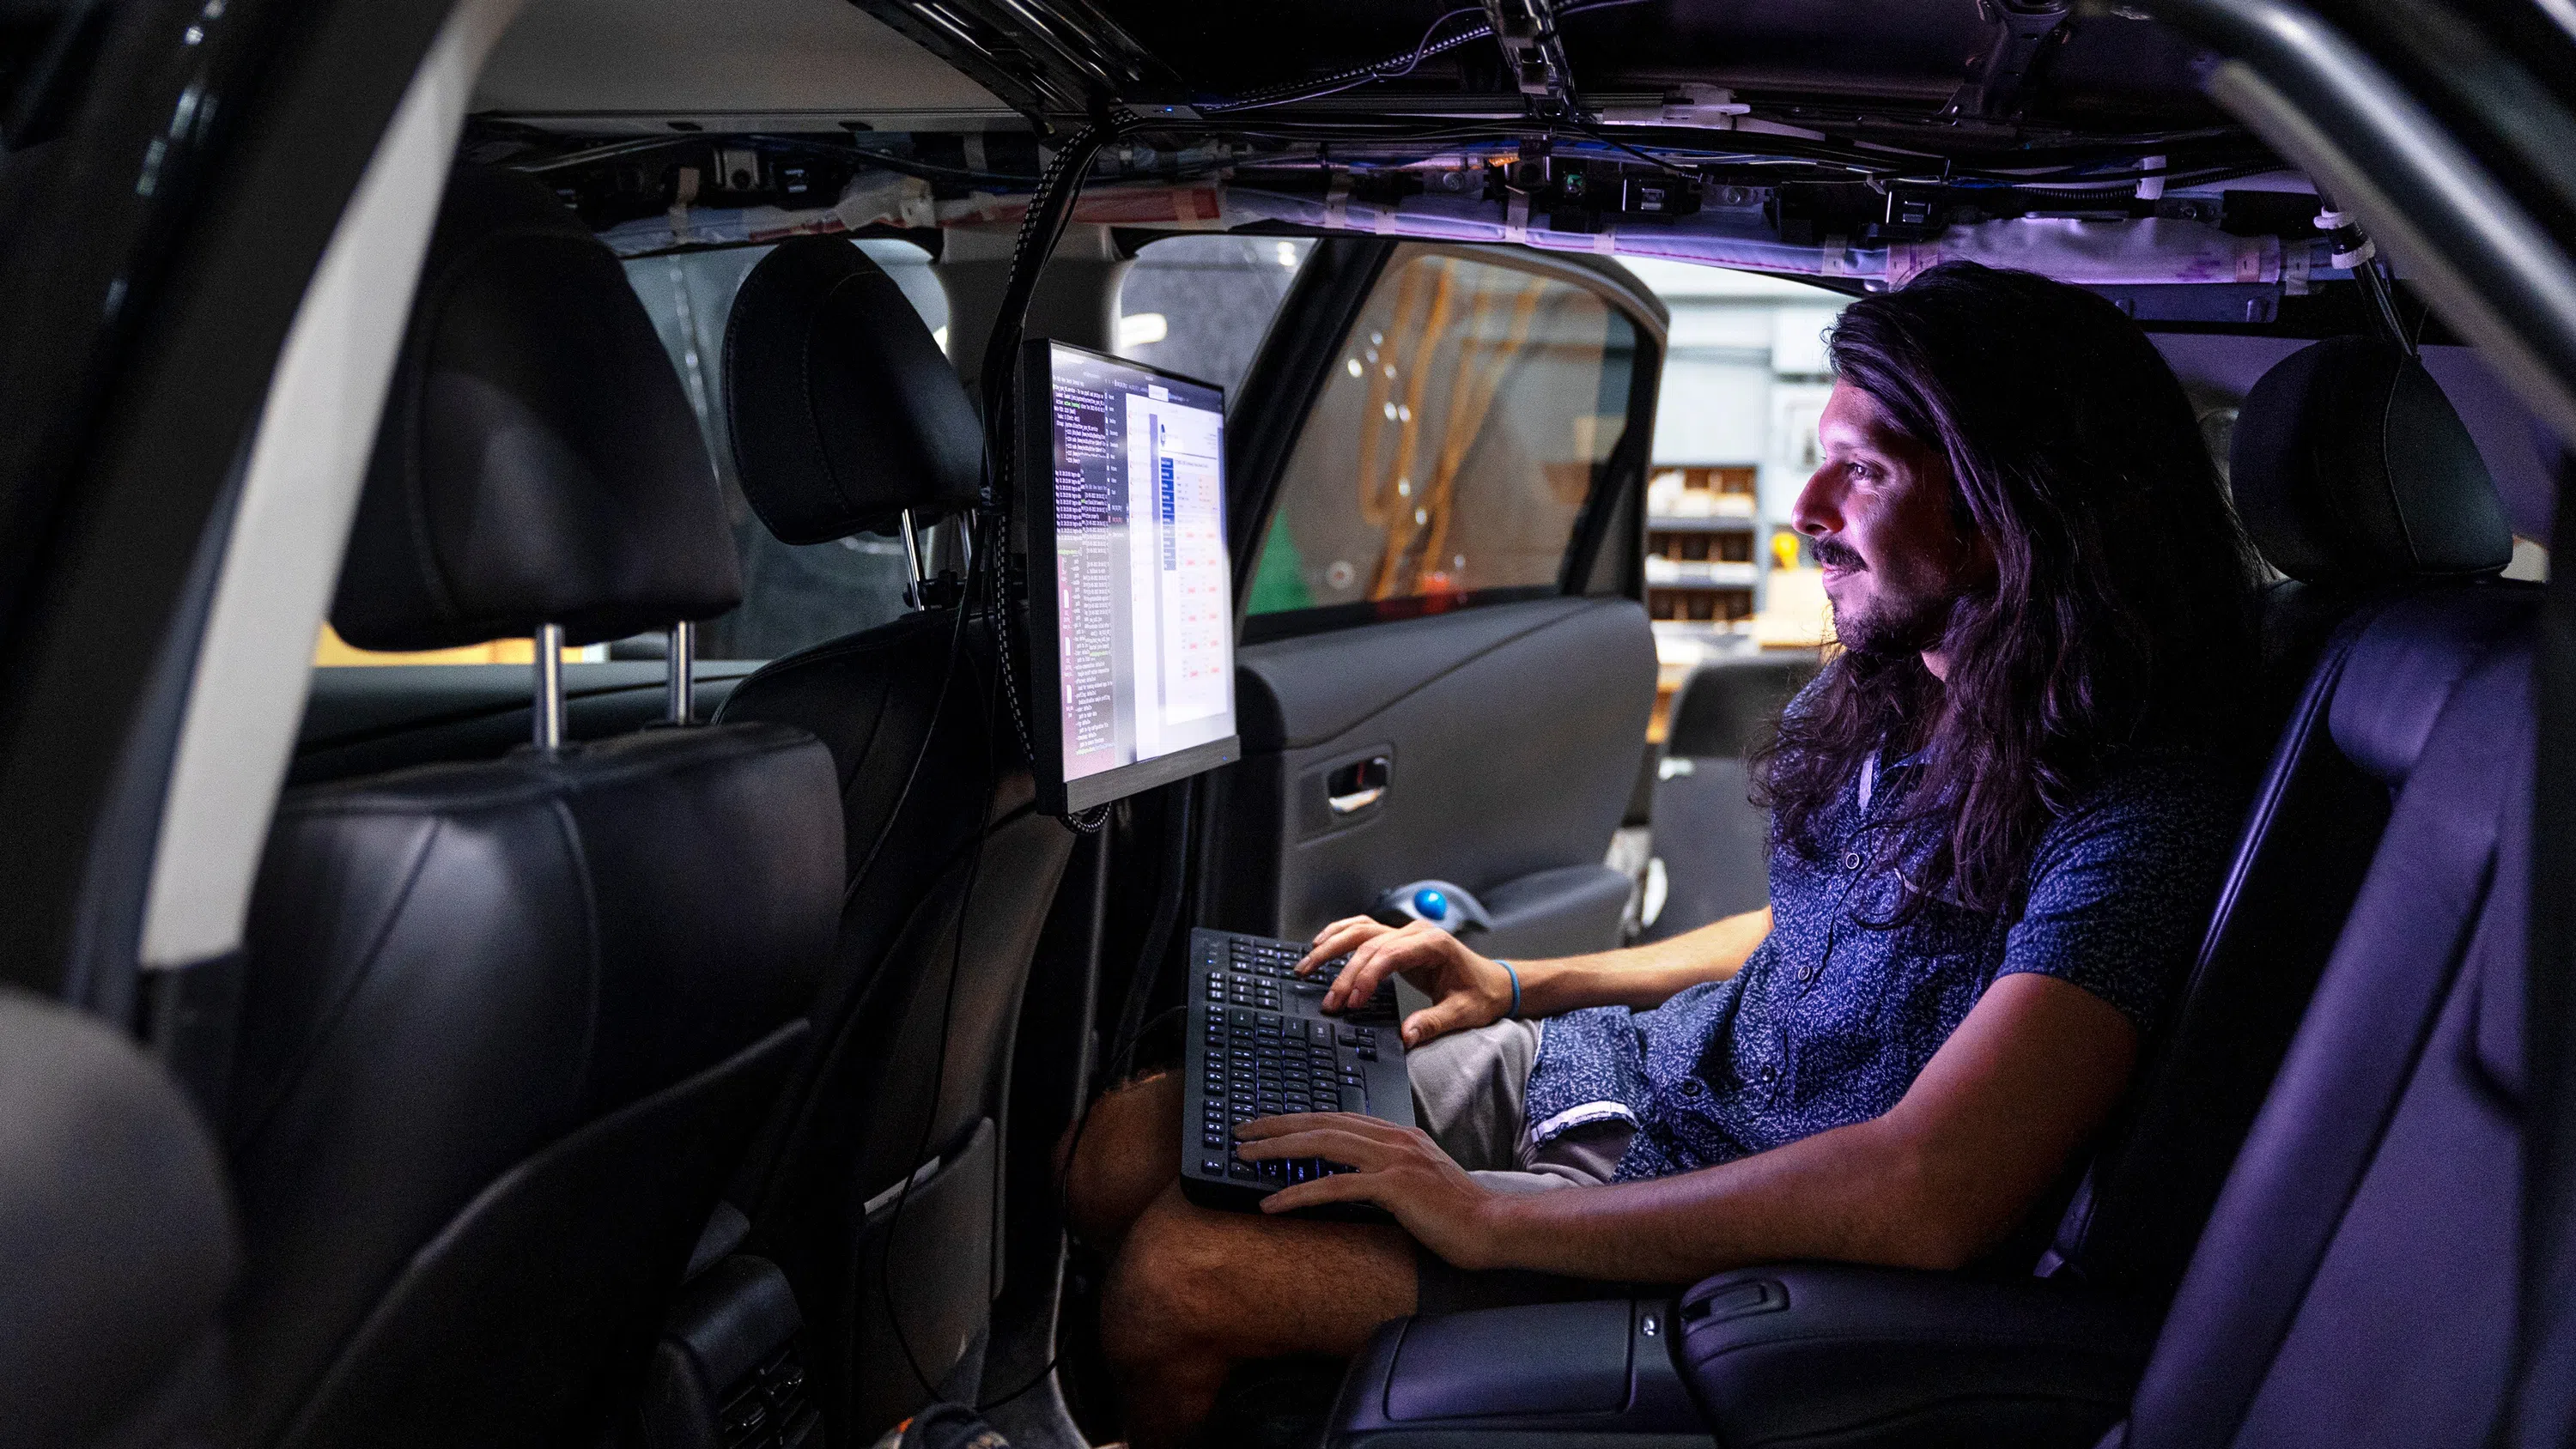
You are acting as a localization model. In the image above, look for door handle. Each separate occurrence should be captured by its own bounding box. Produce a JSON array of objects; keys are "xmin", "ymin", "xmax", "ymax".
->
[{"xmin": 1327, "ymin": 755, "xmax": 1390, "ymax": 815}]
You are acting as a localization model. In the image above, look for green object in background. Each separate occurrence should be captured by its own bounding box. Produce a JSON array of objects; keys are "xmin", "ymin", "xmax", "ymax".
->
[{"xmin": 1247, "ymin": 517, "xmax": 1315, "ymax": 615}]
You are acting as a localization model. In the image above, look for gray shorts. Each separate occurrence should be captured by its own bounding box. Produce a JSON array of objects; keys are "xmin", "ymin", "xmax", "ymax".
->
[
  {"xmin": 1406, "ymin": 1018, "xmax": 1635, "ymax": 1191},
  {"xmin": 1405, "ymin": 1020, "xmax": 1651, "ymax": 1313}
]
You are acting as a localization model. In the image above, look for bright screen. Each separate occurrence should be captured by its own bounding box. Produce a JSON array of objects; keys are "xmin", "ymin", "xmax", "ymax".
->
[{"xmin": 1041, "ymin": 343, "xmax": 1236, "ymax": 799}]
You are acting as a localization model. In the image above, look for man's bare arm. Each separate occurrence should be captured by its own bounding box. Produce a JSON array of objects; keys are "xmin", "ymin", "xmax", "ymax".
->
[
  {"xmin": 1515, "ymin": 906, "xmax": 1773, "ymax": 1015},
  {"xmin": 1304, "ymin": 906, "xmax": 1773, "ymax": 1045},
  {"xmin": 1242, "ymin": 972, "xmax": 2136, "ymax": 1279}
]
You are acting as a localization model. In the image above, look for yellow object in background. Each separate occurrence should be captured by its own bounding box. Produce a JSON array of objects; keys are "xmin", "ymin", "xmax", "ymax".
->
[
  {"xmin": 1770, "ymin": 530, "xmax": 1803, "ymax": 571},
  {"xmin": 313, "ymin": 624, "xmax": 603, "ymax": 667}
]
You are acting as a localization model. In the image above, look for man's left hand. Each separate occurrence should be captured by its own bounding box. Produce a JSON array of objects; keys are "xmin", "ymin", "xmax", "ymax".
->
[{"xmin": 1234, "ymin": 1112, "xmax": 1507, "ymax": 1270}]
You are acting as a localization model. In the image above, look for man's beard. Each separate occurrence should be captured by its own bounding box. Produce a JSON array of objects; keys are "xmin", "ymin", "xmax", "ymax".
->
[{"xmin": 1830, "ymin": 579, "xmax": 1953, "ymax": 658}]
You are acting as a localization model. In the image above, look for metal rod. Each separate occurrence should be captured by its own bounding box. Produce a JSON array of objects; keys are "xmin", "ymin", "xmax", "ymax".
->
[
  {"xmin": 534, "ymin": 623, "xmax": 565, "ymax": 749},
  {"xmin": 897, "ymin": 507, "xmax": 929, "ymax": 608},
  {"xmin": 666, "ymin": 620, "xmax": 696, "ymax": 724}
]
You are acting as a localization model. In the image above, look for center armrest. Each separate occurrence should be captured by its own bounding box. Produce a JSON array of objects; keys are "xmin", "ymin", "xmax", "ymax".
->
[
  {"xmin": 1323, "ymin": 1296, "xmax": 1712, "ymax": 1448},
  {"xmin": 1676, "ymin": 1263, "xmax": 2157, "ymax": 1449}
]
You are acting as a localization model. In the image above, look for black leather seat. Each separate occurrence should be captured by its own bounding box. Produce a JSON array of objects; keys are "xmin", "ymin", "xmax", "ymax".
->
[
  {"xmin": 711, "ymin": 236, "xmax": 1078, "ymax": 1440},
  {"xmin": 0, "ymin": 991, "xmax": 235, "ymax": 1449},
  {"xmin": 2104, "ymin": 585, "xmax": 2538, "ymax": 1447},
  {"xmin": 224, "ymin": 167, "xmax": 841, "ymax": 1449},
  {"xmin": 2040, "ymin": 336, "xmax": 2516, "ymax": 1302}
]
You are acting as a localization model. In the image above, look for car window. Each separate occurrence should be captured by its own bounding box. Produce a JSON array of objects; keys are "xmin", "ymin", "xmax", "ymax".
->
[
  {"xmin": 314, "ymin": 236, "xmax": 948, "ymax": 666},
  {"xmin": 1114, "ymin": 233, "xmax": 1314, "ymax": 401},
  {"xmin": 1245, "ymin": 246, "xmax": 1643, "ymax": 635}
]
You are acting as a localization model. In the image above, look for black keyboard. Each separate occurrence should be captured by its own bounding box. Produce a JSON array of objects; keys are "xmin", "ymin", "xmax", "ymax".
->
[{"xmin": 1178, "ymin": 928, "xmax": 1413, "ymax": 1222}]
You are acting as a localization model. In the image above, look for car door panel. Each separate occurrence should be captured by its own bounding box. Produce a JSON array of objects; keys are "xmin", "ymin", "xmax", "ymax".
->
[
  {"xmin": 1209, "ymin": 237, "xmax": 1668, "ymax": 958},
  {"xmin": 1214, "ymin": 595, "xmax": 1655, "ymax": 950}
]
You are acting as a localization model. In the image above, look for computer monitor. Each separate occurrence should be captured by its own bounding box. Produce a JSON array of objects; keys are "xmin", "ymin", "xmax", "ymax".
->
[{"xmin": 1021, "ymin": 339, "xmax": 1240, "ymax": 815}]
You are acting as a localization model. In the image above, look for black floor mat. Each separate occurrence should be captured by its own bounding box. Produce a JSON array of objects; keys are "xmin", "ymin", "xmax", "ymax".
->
[{"xmin": 1196, "ymin": 1355, "xmax": 1349, "ymax": 1449}]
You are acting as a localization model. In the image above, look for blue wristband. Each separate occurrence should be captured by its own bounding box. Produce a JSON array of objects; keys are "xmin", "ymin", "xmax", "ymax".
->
[{"xmin": 1496, "ymin": 960, "xmax": 1522, "ymax": 1019}]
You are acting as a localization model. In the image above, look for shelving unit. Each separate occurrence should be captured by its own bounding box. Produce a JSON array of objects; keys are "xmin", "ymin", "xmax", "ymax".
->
[{"xmin": 1644, "ymin": 465, "xmax": 1760, "ymax": 627}]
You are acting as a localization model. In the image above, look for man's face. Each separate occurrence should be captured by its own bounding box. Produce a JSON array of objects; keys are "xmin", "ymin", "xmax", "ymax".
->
[{"xmin": 1794, "ymin": 382, "xmax": 1984, "ymax": 661}]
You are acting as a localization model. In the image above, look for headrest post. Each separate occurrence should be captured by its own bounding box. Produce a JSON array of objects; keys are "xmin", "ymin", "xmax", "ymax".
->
[
  {"xmin": 665, "ymin": 621, "xmax": 697, "ymax": 725},
  {"xmin": 898, "ymin": 508, "xmax": 930, "ymax": 609},
  {"xmin": 533, "ymin": 624, "xmax": 566, "ymax": 750}
]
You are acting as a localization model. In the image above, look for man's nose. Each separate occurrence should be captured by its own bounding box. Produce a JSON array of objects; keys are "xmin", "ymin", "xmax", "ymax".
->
[{"xmin": 1791, "ymin": 465, "xmax": 1842, "ymax": 538}]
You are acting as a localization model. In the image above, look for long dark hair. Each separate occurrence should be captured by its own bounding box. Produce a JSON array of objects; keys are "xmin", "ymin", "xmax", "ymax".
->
[{"xmin": 1752, "ymin": 262, "xmax": 2259, "ymax": 919}]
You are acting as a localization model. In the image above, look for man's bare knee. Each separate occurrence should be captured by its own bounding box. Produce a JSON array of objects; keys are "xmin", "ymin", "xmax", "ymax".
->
[
  {"xmin": 1103, "ymin": 1184, "xmax": 1418, "ymax": 1365},
  {"xmin": 1060, "ymin": 1070, "xmax": 1182, "ymax": 1251}
]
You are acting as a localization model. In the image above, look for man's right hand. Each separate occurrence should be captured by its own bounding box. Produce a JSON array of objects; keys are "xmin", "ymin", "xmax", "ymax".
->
[{"xmin": 1297, "ymin": 918, "xmax": 1516, "ymax": 1048}]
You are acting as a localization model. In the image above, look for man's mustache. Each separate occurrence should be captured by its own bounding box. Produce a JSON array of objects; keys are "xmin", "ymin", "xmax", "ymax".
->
[{"xmin": 1812, "ymin": 538, "xmax": 1865, "ymax": 572}]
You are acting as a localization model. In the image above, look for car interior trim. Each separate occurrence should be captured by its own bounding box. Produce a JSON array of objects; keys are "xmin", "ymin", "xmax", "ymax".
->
[
  {"xmin": 2161, "ymin": 0, "xmax": 2576, "ymax": 444},
  {"xmin": 134, "ymin": 0, "xmax": 526, "ymax": 970}
]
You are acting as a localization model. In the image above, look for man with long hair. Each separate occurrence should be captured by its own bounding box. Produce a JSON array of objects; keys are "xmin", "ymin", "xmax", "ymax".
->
[{"xmin": 1065, "ymin": 262, "xmax": 2259, "ymax": 1449}]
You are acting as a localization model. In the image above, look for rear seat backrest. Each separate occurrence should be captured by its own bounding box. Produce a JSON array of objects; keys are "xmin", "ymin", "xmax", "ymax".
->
[
  {"xmin": 712, "ymin": 236, "xmax": 1078, "ymax": 1440},
  {"xmin": 2115, "ymin": 586, "xmax": 2538, "ymax": 1448},
  {"xmin": 2045, "ymin": 336, "xmax": 2515, "ymax": 1302},
  {"xmin": 227, "ymin": 167, "xmax": 841, "ymax": 1449}
]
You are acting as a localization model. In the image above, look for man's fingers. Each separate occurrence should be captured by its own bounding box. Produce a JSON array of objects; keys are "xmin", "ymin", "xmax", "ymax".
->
[
  {"xmin": 1299, "ymin": 918, "xmax": 1387, "ymax": 974},
  {"xmin": 1260, "ymin": 1171, "xmax": 1378, "ymax": 1214},
  {"xmin": 1234, "ymin": 1128, "xmax": 1389, "ymax": 1170},
  {"xmin": 1326, "ymin": 926, "xmax": 1429, "ymax": 1010},
  {"xmin": 1233, "ymin": 1113, "xmax": 1402, "ymax": 1160}
]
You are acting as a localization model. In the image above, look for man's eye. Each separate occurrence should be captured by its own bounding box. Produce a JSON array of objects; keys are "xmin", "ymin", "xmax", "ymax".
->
[{"xmin": 1845, "ymin": 462, "xmax": 1875, "ymax": 482}]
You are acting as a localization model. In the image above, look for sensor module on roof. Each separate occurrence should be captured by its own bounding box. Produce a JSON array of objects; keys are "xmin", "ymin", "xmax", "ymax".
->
[{"xmin": 1020, "ymin": 341, "xmax": 1241, "ymax": 815}]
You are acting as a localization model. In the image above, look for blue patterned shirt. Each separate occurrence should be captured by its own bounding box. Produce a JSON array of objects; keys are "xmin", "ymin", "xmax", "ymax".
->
[{"xmin": 1522, "ymin": 726, "xmax": 2245, "ymax": 1183}]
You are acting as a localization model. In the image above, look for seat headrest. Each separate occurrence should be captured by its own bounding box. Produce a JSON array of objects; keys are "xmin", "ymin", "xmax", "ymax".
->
[
  {"xmin": 333, "ymin": 167, "xmax": 740, "ymax": 651},
  {"xmin": 2329, "ymin": 586, "xmax": 2535, "ymax": 785},
  {"xmin": 2229, "ymin": 336, "xmax": 2513, "ymax": 589},
  {"xmin": 721, "ymin": 236, "xmax": 983, "ymax": 544}
]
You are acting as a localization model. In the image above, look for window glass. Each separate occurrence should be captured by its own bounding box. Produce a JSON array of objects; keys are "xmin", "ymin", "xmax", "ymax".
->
[
  {"xmin": 1114, "ymin": 234, "xmax": 1313, "ymax": 399},
  {"xmin": 1247, "ymin": 246, "xmax": 1638, "ymax": 628},
  {"xmin": 314, "ymin": 237, "xmax": 948, "ymax": 665},
  {"xmin": 1619, "ymin": 259, "xmax": 1850, "ymax": 737}
]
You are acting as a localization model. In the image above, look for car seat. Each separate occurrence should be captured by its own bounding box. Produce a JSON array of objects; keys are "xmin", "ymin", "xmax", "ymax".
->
[
  {"xmin": 222, "ymin": 167, "xmax": 842, "ymax": 1449},
  {"xmin": 2042, "ymin": 336, "xmax": 2518, "ymax": 1302},
  {"xmin": 712, "ymin": 235, "xmax": 1079, "ymax": 1440},
  {"xmin": 0, "ymin": 992, "xmax": 235, "ymax": 1449}
]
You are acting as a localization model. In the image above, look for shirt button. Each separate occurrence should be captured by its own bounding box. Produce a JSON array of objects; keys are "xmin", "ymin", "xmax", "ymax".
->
[
  {"xmin": 1842, "ymin": 851, "xmax": 1863, "ymax": 871},
  {"xmin": 1679, "ymin": 1078, "xmax": 1706, "ymax": 1099},
  {"xmin": 1759, "ymin": 1064, "xmax": 1780, "ymax": 1085}
]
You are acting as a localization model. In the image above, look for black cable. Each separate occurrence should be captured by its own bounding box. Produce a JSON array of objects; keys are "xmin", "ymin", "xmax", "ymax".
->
[
  {"xmin": 2359, "ymin": 258, "xmax": 2416, "ymax": 357},
  {"xmin": 973, "ymin": 109, "xmax": 1145, "ymax": 834},
  {"xmin": 1195, "ymin": 8, "xmax": 1489, "ymax": 113},
  {"xmin": 1107, "ymin": 783, "xmax": 1194, "ymax": 1087}
]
